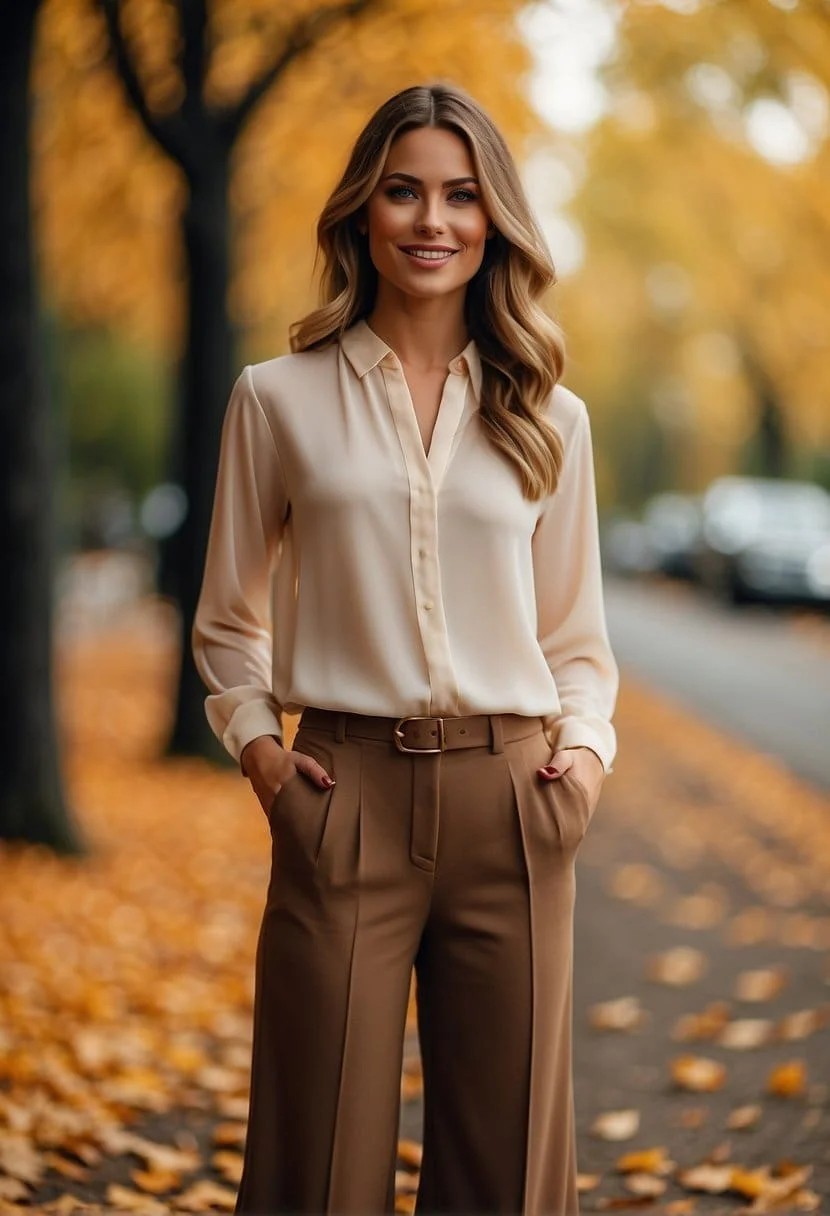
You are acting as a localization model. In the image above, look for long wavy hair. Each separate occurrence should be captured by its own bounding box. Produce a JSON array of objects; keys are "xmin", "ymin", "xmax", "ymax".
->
[{"xmin": 290, "ymin": 82, "xmax": 567, "ymax": 500}]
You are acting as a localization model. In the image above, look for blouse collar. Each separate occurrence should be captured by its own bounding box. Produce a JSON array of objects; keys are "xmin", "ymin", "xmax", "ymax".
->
[{"xmin": 339, "ymin": 318, "xmax": 483, "ymax": 404}]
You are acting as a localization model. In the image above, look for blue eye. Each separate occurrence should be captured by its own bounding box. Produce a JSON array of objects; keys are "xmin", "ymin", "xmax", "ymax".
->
[{"xmin": 387, "ymin": 185, "xmax": 417, "ymax": 199}]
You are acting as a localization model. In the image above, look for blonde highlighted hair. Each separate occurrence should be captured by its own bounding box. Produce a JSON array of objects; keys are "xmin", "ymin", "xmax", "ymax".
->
[{"xmin": 290, "ymin": 81, "xmax": 567, "ymax": 500}]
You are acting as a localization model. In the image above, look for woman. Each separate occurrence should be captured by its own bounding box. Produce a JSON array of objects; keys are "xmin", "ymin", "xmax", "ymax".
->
[{"xmin": 193, "ymin": 81, "xmax": 619, "ymax": 1216}]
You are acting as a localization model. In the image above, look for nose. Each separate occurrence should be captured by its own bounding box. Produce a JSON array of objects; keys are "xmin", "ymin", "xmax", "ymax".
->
[{"xmin": 415, "ymin": 192, "xmax": 445, "ymax": 235}]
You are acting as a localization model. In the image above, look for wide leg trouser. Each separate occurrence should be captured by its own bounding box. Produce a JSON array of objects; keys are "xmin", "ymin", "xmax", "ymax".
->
[{"xmin": 233, "ymin": 712, "xmax": 595, "ymax": 1216}]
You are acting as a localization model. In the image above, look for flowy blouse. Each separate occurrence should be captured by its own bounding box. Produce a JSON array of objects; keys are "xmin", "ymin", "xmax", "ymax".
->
[{"xmin": 191, "ymin": 318, "xmax": 619, "ymax": 774}]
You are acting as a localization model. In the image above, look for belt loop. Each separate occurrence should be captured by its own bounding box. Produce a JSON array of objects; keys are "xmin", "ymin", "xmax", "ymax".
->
[
  {"xmin": 334, "ymin": 712, "xmax": 347, "ymax": 744},
  {"xmin": 488, "ymin": 714, "xmax": 504, "ymax": 754}
]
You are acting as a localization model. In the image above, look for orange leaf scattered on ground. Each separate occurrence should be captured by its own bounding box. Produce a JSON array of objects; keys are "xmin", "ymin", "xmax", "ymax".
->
[
  {"xmin": 676, "ymin": 1164, "xmax": 735, "ymax": 1194},
  {"xmin": 734, "ymin": 967, "xmax": 789, "ymax": 1003},
  {"xmin": 670, "ymin": 1056, "xmax": 727, "ymax": 1092},
  {"xmin": 397, "ymin": 1139, "xmax": 423, "ymax": 1170},
  {"xmin": 616, "ymin": 1147, "xmax": 675, "ymax": 1175},
  {"xmin": 716, "ymin": 1019, "xmax": 775, "ymax": 1050},
  {"xmin": 170, "ymin": 1179, "xmax": 237, "ymax": 1210},
  {"xmin": 647, "ymin": 947, "xmax": 708, "ymax": 987},
  {"xmin": 591, "ymin": 1110, "xmax": 641, "ymax": 1141},
  {"xmin": 726, "ymin": 1105, "xmax": 763, "ymax": 1131},
  {"xmin": 589, "ymin": 995, "xmax": 649, "ymax": 1032},
  {"xmin": 766, "ymin": 1061, "xmax": 808, "ymax": 1097},
  {"xmin": 672, "ymin": 1001, "xmax": 731, "ymax": 1042},
  {"xmin": 130, "ymin": 1165, "xmax": 182, "ymax": 1193},
  {"xmin": 624, "ymin": 1172, "xmax": 668, "ymax": 1197}
]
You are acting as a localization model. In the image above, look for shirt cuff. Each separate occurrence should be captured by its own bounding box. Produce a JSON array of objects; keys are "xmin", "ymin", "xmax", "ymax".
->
[
  {"xmin": 218, "ymin": 699, "xmax": 284, "ymax": 773},
  {"xmin": 542, "ymin": 718, "xmax": 616, "ymax": 775}
]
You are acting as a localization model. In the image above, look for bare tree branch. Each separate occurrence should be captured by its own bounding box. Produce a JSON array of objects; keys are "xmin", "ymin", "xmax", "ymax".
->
[
  {"xmin": 178, "ymin": 0, "xmax": 209, "ymax": 116},
  {"xmin": 222, "ymin": 0, "xmax": 379, "ymax": 140},
  {"xmin": 95, "ymin": 0, "xmax": 190, "ymax": 165}
]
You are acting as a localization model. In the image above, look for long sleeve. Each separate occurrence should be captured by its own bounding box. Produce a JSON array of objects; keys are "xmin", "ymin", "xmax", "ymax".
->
[
  {"xmin": 532, "ymin": 395, "xmax": 619, "ymax": 774},
  {"xmin": 191, "ymin": 365, "xmax": 289, "ymax": 771}
]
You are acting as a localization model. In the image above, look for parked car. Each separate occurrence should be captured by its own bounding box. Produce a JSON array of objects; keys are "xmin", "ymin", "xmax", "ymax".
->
[
  {"xmin": 641, "ymin": 492, "xmax": 703, "ymax": 580},
  {"xmin": 695, "ymin": 475, "xmax": 830, "ymax": 605}
]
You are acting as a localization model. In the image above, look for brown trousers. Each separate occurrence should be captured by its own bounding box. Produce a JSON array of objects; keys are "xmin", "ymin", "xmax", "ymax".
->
[{"xmin": 234, "ymin": 711, "xmax": 594, "ymax": 1216}]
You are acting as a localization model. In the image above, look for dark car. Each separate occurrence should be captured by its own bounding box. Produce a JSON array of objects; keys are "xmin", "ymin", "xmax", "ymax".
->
[{"xmin": 695, "ymin": 475, "xmax": 830, "ymax": 605}]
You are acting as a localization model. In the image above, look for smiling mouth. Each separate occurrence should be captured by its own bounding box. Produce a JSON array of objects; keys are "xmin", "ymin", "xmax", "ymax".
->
[{"xmin": 399, "ymin": 246, "xmax": 460, "ymax": 263}]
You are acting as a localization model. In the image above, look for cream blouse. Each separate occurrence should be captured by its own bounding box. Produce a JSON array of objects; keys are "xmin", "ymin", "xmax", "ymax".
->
[{"xmin": 192, "ymin": 319, "xmax": 619, "ymax": 774}]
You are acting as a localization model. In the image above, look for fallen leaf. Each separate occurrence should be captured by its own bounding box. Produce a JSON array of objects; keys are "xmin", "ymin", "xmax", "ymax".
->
[
  {"xmin": 43, "ymin": 1152, "xmax": 90, "ymax": 1182},
  {"xmin": 676, "ymin": 1163, "xmax": 734, "ymax": 1193},
  {"xmin": 40, "ymin": 1198, "xmax": 102, "ymax": 1213},
  {"xmin": 616, "ymin": 1147, "xmax": 674, "ymax": 1175},
  {"xmin": 610, "ymin": 864, "xmax": 665, "ymax": 907},
  {"xmin": 672, "ymin": 1002, "xmax": 731, "ymax": 1041},
  {"xmin": 775, "ymin": 1008, "xmax": 830, "ymax": 1041},
  {"xmin": 717, "ymin": 1019, "xmax": 775, "ymax": 1049},
  {"xmin": 130, "ymin": 1165, "xmax": 182, "ymax": 1193},
  {"xmin": 394, "ymin": 1170, "xmax": 419, "ymax": 1194},
  {"xmin": 670, "ymin": 1055, "xmax": 727, "ymax": 1092},
  {"xmin": 0, "ymin": 1177, "xmax": 31, "ymax": 1202},
  {"xmin": 735, "ymin": 967, "xmax": 789, "ymax": 1003},
  {"xmin": 591, "ymin": 1109, "xmax": 641, "ymax": 1141},
  {"xmin": 727, "ymin": 907, "xmax": 776, "ymax": 947},
  {"xmin": 624, "ymin": 1173, "xmax": 668, "ymax": 1197},
  {"xmin": 171, "ymin": 1180, "xmax": 237, "ymax": 1210},
  {"xmin": 211, "ymin": 1122, "xmax": 246, "ymax": 1147},
  {"xmin": 730, "ymin": 1167, "xmax": 774, "ymax": 1199},
  {"xmin": 589, "ymin": 996, "xmax": 649, "ymax": 1032},
  {"xmin": 767, "ymin": 1060, "xmax": 807, "ymax": 1097},
  {"xmin": 647, "ymin": 947, "xmax": 707, "ymax": 987},
  {"xmin": 665, "ymin": 885, "xmax": 728, "ymax": 929},
  {"xmin": 211, "ymin": 1150, "xmax": 244, "ymax": 1185},
  {"xmin": 397, "ymin": 1139, "xmax": 423, "ymax": 1169},
  {"xmin": 726, "ymin": 1104, "xmax": 763, "ymax": 1130},
  {"xmin": 0, "ymin": 1134, "xmax": 43, "ymax": 1186},
  {"xmin": 105, "ymin": 1183, "xmax": 168, "ymax": 1213},
  {"xmin": 595, "ymin": 1197, "xmax": 660, "ymax": 1210}
]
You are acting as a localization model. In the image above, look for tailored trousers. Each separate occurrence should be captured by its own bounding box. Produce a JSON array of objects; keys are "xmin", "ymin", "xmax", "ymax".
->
[{"xmin": 234, "ymin": 709, "xmax": 596, "ymax": 1216}]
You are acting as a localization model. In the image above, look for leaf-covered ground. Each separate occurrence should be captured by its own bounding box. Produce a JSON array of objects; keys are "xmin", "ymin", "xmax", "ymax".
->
[{"xmin": 0, "ymin": 597, "xmax": 828, "ymax": 1214}]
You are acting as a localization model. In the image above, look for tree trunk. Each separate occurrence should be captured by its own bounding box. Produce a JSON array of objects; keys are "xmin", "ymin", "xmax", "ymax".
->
[
  {"xmin": 164, "ymin": 153, "xmax": 235, "ymax": 759},
  {"xmin": 0, "ymin": 2, "xmax": 84, "ymax": 849},
  {"xmin": 740, "ymin": 337, "xmax": 788, "ymax": 479}
]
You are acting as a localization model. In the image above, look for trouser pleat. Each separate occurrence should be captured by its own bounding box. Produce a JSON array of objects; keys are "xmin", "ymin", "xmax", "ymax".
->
[{"xmin": 505, "ymin": 741, "xmax": 580, "ymax": 1216}]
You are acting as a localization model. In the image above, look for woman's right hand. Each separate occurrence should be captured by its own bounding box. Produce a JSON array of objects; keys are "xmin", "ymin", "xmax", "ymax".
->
[{"xmin": 241, "ymin": 734, "xmax": 335, "ymax": 816}]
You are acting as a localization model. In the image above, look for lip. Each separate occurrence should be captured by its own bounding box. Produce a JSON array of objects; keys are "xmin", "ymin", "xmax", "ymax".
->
[
  {"xmin": 398, "ymin": 244, "xmax": 460, "ymax": 253},
  {"xmin": 398, "ymin": 244, "xmax": 461, "ymax": 268}
]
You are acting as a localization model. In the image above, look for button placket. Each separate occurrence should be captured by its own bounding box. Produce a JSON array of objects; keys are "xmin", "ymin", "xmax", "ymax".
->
[{"xmin": 380, "ymin": 358, "xmax": 462, "ymax": 715}]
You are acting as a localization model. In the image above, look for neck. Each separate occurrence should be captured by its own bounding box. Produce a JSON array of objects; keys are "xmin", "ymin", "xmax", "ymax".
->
[{"xmin": 366, "ymin": 287, "xmax": 469, "ymax": 372}]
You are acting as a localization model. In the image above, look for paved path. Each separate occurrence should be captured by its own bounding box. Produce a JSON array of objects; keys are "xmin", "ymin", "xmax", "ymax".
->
[{"xmin": 604, "ymin": 577, "xmax": 830, "ymax": 792}]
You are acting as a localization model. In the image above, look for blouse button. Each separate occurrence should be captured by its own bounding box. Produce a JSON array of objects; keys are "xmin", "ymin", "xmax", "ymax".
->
[{"xmin": 422, "ymin": 602, "xmax": 434, "ymax": 611}]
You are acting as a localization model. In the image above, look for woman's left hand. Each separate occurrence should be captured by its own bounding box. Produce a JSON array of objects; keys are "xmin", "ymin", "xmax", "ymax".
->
[{"xmin": 536, "ymin": 746, "xmax": 605, "ymax": 809}]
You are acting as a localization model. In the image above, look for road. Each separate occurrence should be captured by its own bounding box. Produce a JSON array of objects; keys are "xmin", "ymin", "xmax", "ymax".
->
[{"xmin": 604, "ymin": 576, "xmax": 830, "ymax": 793}]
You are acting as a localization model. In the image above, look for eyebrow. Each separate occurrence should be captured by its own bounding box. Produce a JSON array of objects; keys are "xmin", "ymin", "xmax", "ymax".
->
[{"xmin": 380, "ymin": 172, "xmax": 479, "ymax": 187}]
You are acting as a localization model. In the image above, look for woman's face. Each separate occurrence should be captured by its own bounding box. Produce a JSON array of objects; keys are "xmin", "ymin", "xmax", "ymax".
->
[{"xmin": 362, "ymin": 126, "xmax": 492, "ymax": 302}]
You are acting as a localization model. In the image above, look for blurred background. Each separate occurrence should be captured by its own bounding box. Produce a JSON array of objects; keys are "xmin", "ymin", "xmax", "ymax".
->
[{"xmin": 1, "ymin": 1, "xmax": 829, "ymax": 1212}]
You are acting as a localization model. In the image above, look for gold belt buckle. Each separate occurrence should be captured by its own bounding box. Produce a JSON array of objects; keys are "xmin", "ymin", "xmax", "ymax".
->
[{"xmin": 393, "ymin": 715, "xmax": 446, "ymax": 754}]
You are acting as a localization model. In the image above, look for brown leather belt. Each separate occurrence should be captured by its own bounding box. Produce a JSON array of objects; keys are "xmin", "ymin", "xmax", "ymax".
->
[{"xmin": 300, "ymin": 707, "xmax": 543, "ymax": 753}]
